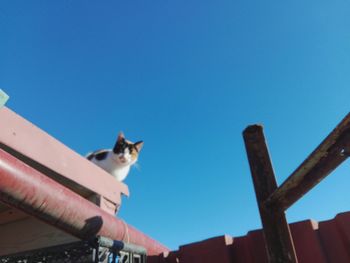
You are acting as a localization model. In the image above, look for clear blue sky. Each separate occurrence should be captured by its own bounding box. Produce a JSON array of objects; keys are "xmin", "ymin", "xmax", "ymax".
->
[{"xmin": 1, "ymin": 0, "xmax": 350, "ymax": 250}]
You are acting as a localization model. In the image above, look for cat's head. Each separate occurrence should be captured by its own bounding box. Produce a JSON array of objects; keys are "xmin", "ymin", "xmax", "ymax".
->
[{"xmin": 112, "ymin": 132, "xmax": 144, "ymax": 165}]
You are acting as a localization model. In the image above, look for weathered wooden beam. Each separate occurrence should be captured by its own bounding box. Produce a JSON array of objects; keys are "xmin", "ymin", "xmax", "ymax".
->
[
  {"xmin": 243, "ymin": 125, "xmax": 297, "ymax": 263},
  {"xmin": 0, "ymin": 107, "xmax": 129, "ymax": 206},
  {"xmin": 265, "ymin": 113, "xmax": 350, "ymax": 211}
]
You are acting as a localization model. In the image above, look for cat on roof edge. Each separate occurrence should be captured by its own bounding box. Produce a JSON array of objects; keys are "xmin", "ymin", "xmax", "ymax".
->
[{"xmin": 86, "ymin": 132, "xmax": 143, "ymax": 182}]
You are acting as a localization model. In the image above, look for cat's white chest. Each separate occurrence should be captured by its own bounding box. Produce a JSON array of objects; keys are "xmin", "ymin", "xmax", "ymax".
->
[{"xmin": 91, "ymin": 152, "xmax": 131, "ymax": 182}]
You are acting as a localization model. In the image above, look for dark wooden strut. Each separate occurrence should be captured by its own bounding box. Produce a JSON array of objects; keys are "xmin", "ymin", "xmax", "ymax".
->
[
  {"xmin": 243, "ymin": 112, "xmax": 350, "ymax": 263},
  {"xmin": 243, "ymin": 125, "xmax": 297, "ymax": 263},
  {"xmin": 265, "ymin": 113, "xmax": 350, "ymax": 211}
]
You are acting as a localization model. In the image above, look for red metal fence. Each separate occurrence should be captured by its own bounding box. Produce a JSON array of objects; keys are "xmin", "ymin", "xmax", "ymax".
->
[{"xmin": 148, "ymin": 211, "xmax": 350, "ymax": 263}]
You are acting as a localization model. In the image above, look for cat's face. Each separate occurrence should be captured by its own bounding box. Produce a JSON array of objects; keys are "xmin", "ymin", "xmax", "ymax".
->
[{"xmin": 112, "ymin": 132, "xmax": 143, "ymax": 165}]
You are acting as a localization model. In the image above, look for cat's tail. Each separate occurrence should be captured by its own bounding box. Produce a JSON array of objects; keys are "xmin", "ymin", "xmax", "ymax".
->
[{"xmin": 85, "ymin": 149, "xmax": 109, "ymax": 160}]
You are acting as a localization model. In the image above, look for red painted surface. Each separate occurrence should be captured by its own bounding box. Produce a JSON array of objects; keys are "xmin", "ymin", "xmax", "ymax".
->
[
  {"xmin": 0, "ymin": 107, "xmax": 128, "ymax": 204},
  {"xmin": 290, "ymin": 220, "xmax": 326, "ymax": 263},
  {"xmin": 319, "ymin": 219, "xmax": 350, "ymax": 262},
  {"xmin": 246, "ymin": 230, "xmax": 268, "ymax": 263},
  {"xmin": 148, "ymin": 212, "xmax": 350, "ymax": 262},
  {"xmin": 0, "ymin": 149, "xmax": 168, "ymax": 256},
  {"xmin": 179, "ymin": 235, "xmax": 233, "ymax": 263},
  {"xmin": 230, "ymin": 236, "xmax": 252, "ymax": 263}
]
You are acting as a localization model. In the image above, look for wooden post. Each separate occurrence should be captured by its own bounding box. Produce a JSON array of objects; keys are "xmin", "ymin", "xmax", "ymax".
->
[{"xmin": 243, "ymin": 125, "xmax": 297, "ymax": 263}]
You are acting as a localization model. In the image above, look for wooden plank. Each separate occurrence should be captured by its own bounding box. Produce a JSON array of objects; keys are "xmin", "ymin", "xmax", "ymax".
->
[
  {"xmin": 0, "ymin": 207, "xmax": 28, "ymax": 225},
  {"xmin": 265, "ymin": 113, "xmax": 350, "ymax": 211},
  {"xmin": 243, "ymin": 125, "xmax": 297, "ymax": 263},
  {"xmin": 0, "ymin": 216, "xmax": 78, "ymax": 256},
  {"xmin": 88, "ymin": 194, "xmax": 119, "ymax": 215},
  {"xmin": 0, "ymin": 107, "xmax": 128, "ymax": 205}
]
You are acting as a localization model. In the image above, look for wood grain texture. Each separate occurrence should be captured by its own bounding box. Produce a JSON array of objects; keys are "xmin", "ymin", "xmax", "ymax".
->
[
  {"xmin": 0, "ymin": 216, "xmax": 78, "ymax": 256},
  {"xmin": 266, "ymin": 113, "xmax": 350, "ymax": 211},
  {"xmin": 243, "ymin": 125, "xmax": 297, "ymax": 263}
]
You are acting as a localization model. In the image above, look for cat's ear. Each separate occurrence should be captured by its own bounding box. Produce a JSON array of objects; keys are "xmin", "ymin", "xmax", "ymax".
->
[
  {"xmin": 117, "ymin": 132, "xmax": 125, "ymax": 142},
  {"xmin": 134, "ymin": 141, "xmax": 144, "ymax": 152}
]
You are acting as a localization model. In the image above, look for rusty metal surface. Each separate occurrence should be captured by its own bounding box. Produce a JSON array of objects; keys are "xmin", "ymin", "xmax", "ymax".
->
[
  {"xmin": 0, "ymin": 148, "xmax": 169, "ymax": 256},
  {"xmin": 243, "ymin": 125, "xmax": 297, "ymax": 263},
  {"xmin": 265, "ymin": 112, "xmax": 350, "ymax": 211}
]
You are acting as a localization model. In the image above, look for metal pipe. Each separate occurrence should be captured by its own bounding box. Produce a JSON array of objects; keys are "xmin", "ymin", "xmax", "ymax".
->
[
  {"xmin": 0, "ymin": 148, "xmax": 168, "ymax": 256},
  {"xmin": 96, "ymin": 236, "xmax": 147, "ymax": 255}
]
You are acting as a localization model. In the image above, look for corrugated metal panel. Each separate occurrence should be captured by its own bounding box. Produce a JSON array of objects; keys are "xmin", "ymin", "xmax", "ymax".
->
[
  {"xmin": 179, "ymin": 235, "xmax": 233, "ymax": 263},
  {"xmin": 290, "ymin": 220, "xmax": 326, "ymax": 263},
  {"xmin": 319, "ymin": 218, "xmax": 350, "ymax": 262},
  {"xmin": 148, "ymin": 212, "xmax": 350, "ymax": 262}
]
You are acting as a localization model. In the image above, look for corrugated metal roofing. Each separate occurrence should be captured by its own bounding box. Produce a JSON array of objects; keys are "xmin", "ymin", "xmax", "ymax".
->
[{"xmin": 148, "ymin": 212, "xmax": 350, "ymax": 263}]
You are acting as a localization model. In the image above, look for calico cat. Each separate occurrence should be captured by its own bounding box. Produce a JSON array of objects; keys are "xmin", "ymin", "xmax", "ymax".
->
[{"xmin": 87, "ymin": 132, "xmax": 143, "ymax": 182}]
